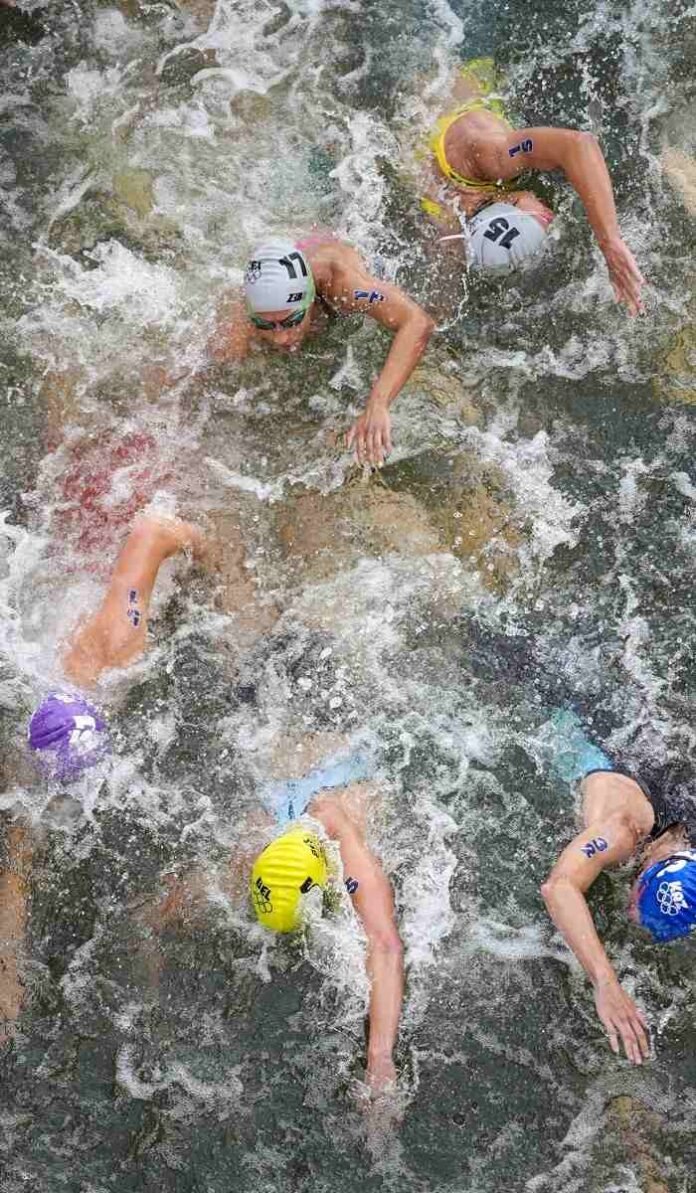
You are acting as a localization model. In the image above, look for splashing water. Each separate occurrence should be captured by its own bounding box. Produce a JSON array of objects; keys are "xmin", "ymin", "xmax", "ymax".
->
[{"xmin": 0, "ymin": 1, "xmax": 695, "ymax": 1191}]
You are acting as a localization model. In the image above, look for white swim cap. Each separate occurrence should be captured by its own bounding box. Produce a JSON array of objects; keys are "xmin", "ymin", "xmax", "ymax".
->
[
  {"xmin": 244, "ymin": 238, "xmax": 315, "ymax": 313},
  {"xmin": 467, "ymin": 203, "xmax": 549, "ymax": 272}
]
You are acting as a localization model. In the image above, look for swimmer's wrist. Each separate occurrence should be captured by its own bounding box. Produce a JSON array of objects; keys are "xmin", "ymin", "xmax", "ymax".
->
[
  {"xmin": 597, "ymin": 228, "xmax": 622, "ymax": 251},
  {"xmin": 366, "ymin": 390, "xmax": 391, "ymax": 410},
  {"xmin": 591, "ymin": 965, "xmax": 618, "ymax": 989}
]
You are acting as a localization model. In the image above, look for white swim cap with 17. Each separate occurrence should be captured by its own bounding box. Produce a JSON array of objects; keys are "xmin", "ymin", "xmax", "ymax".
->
[{"xmin": 244, "ymin": 238, "xmax": 315, "ymax": 312}]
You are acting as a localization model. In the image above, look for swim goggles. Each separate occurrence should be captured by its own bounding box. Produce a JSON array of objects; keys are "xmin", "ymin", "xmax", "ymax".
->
[{"xmin": 248, "ymin": 307, "xmax": 308, "ymax": 331}]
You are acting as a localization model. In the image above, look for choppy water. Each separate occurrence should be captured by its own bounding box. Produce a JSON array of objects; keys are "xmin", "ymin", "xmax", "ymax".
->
[{"xmin": 1, "ymin": 0, "xmax": 695, "ymax": 1190}]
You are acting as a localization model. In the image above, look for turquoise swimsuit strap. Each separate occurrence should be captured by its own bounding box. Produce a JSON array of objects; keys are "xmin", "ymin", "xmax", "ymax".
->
[{"xmin": 262, "ymin": 751, "xmax": 372, "ymax": 827}]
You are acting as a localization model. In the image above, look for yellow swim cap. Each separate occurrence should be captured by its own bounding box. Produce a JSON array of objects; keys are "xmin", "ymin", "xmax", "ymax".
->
[{"xmin": 250, "ymin": 829, "xmax": 328, "ymax": 933}]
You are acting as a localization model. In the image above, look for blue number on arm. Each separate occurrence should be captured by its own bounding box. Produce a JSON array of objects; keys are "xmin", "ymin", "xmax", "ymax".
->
[
  {"xmin": 509, "ymin": 138, "xmax": 533, "ymax": 158},
  {"xmin": 580, "ymin": 837, "xmax": 609, "ymax": 859},
  {"xmin": 353, "ymin": 289, "xmax": 384, "ymax": 303}
]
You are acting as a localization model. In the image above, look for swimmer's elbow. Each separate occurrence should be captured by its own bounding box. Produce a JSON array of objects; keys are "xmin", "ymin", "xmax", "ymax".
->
[
  {"xmin": 576, "ymin": 130, "xmax": 601, "ymax": 156},
  {"xmin": 540, "ymin": 871, "xmax": 568, "ymax": 908},
  {"xmin": 565, "ymin": 130, "xmax": 601, "ymax": 168},
  {"xmin": 416, "ymin": 311, "xmax": 435, "ymax": 343}
]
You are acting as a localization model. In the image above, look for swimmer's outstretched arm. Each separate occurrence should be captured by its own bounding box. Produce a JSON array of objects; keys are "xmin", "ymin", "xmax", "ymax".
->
[
  {"xmin": 326, "ymin": 246, "xmax": 434, "ymax": 469},
  {"xmin": 62, "ymin": 515, "xmax": 205, "ymax": 690},
  {"xmin": 0, "ymin": 823, "xmax": 32, "ymax": 1042},
  {"xmin": 477, "ymin": 126, "xmax": 645, "ymax": 315},
  {"xmin": 541, "ymin": 783, "xmax": 650, "ymax": 1065},
  {"xmin": 310, "ymin": 792, "xmax": 404, "ymax": 1094}
]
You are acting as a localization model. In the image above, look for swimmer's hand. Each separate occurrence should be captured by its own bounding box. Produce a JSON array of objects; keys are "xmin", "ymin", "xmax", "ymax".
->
[
  {"xmin": 594, "ymin": 974, "xmax": 650, "ymax": 1065},
  {"xmin": 346, "ymin": 400, "xmax": 393, "ymax": 468},
  {"xmin": 601, "ymin": 234, "xmax": 645, "ymax": 317}
]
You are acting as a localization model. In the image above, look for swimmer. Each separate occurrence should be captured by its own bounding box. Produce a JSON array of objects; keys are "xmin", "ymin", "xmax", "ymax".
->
[
  {"xmin": 28, "ymin": 514, "xmax": 205, "ymax": 781},
  {"xmin": 420, "ymin": 58, "xmax": 645, "ymax": 314},
  {"xmin": 150, "ymin": 749, "xmax": 403, "ymax": 1095},
  {"xmin": 209, "ymin": 235, "xmax": 434, "ymax": 469},
  {"xmin": 541, "ymin": 711, "xmax": 696, "ymax": 1065},
  {"xmin": 0, "ymin": 515, "xmax": 205, "ymax": 1040}
]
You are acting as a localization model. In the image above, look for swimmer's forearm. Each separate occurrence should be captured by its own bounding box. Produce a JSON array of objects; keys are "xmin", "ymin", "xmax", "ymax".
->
[
  {"xmin": 207, "ymin": 295, "xmax": 251, "ymax": 365},
  {"xmin": 366, "ymin": 934, "xmax": 404, "ymax": 1065},
  {"xmin": 368, "ymin": 313, "xmax": 434, "ymax": 408},
  {"xmin": 560, "ymin": 133, "xmax": 622, "ymax": 248},
  {"xmin": 541, "ymin": 874, "xmax": 616, "ymax": 986}
]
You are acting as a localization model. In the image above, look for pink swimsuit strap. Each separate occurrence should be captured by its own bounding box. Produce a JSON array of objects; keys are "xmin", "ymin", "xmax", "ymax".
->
[{"xmin": 295, "ymin": 229, "xmax": 338, "ymax": 252}]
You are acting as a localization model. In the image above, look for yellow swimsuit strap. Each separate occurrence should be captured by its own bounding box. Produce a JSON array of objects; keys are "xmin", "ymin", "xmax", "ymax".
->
[{"xmin": 430, "ymin": 96, "xmax": 515, "ymax": 193}]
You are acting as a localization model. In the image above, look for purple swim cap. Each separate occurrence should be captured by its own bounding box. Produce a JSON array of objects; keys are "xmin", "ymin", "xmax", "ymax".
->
[
  {"xmin": 637, "ymin": 850, "xmax": 696, "ymax": 943},
  {"xmin": 28, "ymin": 692, "xmax": 109, "ymax": 781}
]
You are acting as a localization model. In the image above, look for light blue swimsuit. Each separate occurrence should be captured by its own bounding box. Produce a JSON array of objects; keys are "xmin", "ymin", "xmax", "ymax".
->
[
  {"xmin": 546, "ymin": 709, "xmax": 614, "ymax": 784},
  {"xmin": 261, "ymin": 751, "xmax": 372, "ymax": 827}
]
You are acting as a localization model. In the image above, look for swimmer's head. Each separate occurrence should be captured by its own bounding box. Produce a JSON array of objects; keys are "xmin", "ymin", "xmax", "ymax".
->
[
  {"xmin": 250, "ymin": 828, "xmax": 328, "ymax": 933},
  {"xmin": 467, "ymin": 201, "xmax": 552, "ymax": 272},
  {"xmin": 630, "ymin": 850, "xmax": 696, "ymax": 943},
  {"xmin": 244, "ymin": 238, "xmax": 315, "ymax": 351},
  {"xmin": 28, "ymin": 692, "xmax": 110, "ymax": 781}
]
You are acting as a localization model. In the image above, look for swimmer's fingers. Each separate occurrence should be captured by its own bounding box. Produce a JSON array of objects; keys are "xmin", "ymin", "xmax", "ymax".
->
[
  {"xmin": 346, "ymin": 419, "xmax": 367, "ymax": 466},
  {"xmin": 367, "ymin": 426, "xmax": 386, "ymax": 468},
  {"xmin": 366, "ymin": 406, "xmax": 392, "ymax": 468},
  {"xmin": 618, "ymin": 1010, "xmax": 651, "ymax": 1065},
  {"xmin": 615, "ymin": 272, "xmax": 645, "ymax": 318},
  {"xmin": 604, "ymin": 238, "xmax": 646, "ymax": 317},
  {"xmin": 595, "ymin": 980, "xmax": 650, "ymax": 1064},
  {"xmin": 354, "ymin": 433, "xmax": 367, "ymax": 466},
  {"xmin": 348, "ymin": 409, "xmax": 392, "ymax": 468}
]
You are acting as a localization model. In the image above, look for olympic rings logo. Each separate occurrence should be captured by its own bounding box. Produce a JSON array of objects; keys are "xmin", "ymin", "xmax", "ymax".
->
[
  {"xmin": 253, "ymin": 878, "xmax": 273, "ymax": 915},
  {"xmin": 656, "ymin": 880, "xmax": 689, "ymax": 917}
]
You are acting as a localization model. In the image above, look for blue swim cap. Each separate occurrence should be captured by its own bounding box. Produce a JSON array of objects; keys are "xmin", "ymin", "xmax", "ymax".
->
[
  {"xmin": 28, "ymin": 691, "xmax": 110, "ymax": 781},
  {"xmin": 636, "ymin": 850, "xmax": 696, "ymax": 942}
]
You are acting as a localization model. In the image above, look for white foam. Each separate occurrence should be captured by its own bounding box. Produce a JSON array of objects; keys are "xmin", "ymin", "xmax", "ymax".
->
[
  {"xmin": 44, "ymin": 241, "xmax": 181, "ymax": 326},
  {"xmin": 467, "ymin": 424, "xmax": 586, "ymax": 569},
  {"xmin": 66, "ymin": 64, "xmax": 126, "ymax": 124}
]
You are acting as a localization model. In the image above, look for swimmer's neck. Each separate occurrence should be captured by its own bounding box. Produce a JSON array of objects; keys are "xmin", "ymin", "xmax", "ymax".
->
[{"xmin": 639, "ymin": 824, "xmax": 691, "ymax": 871}]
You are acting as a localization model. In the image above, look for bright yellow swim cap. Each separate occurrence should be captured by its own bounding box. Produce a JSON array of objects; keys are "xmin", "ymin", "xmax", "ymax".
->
[{"xmin": 250, "ymin": 829, "xmax": 328, "ymax": 933}]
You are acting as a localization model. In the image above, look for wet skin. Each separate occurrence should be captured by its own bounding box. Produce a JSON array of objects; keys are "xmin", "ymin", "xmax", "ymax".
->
[
  {"xmin": 541, "ymin": 771, "xmax": 690, "ymax": 1066},
  {"xmin": 424, "ymin": 80, "xmax": 645, "ymax": 314},
  {"xmin": 210, "ymin": 238, "xmax": 434, "ymax": 467}
]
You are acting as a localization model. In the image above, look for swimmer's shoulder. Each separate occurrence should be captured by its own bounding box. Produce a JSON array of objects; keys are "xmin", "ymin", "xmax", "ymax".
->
[
  {"xmin": 308, "ymin": 238, "xmax": 364, "ymax": 287},
  {"xmin": 447, "ymin": 112, "xmax": 514, "ymax": 181},
  {"xmin": 582, "ymin": 770, "xmax": 655, "ymax": 837}
]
